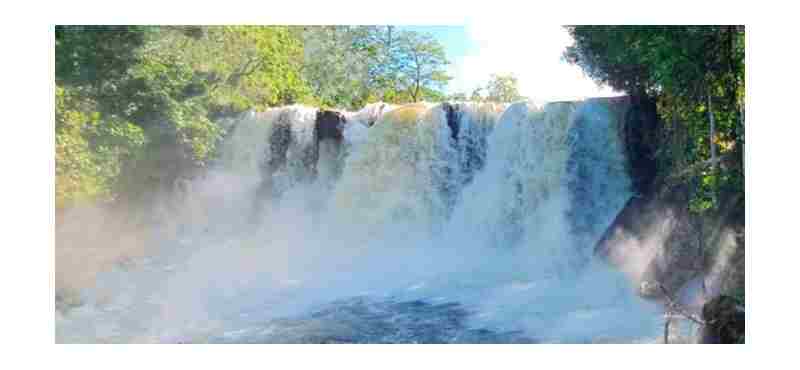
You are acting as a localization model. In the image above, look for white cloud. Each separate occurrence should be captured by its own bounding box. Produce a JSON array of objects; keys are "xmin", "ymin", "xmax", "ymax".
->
[{"xmin": 447, "ymin": 23, "xmax": 622, "ymax": 103}]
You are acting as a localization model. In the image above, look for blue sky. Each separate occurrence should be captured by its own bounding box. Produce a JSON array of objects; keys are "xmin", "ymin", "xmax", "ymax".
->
[
  {"xmin": 403, "ymin": 25, "xmax": 474, "ymax": 64},
  {"xmin": 402, "ymin": 25, "xmax": 621, "ymax": 103}
]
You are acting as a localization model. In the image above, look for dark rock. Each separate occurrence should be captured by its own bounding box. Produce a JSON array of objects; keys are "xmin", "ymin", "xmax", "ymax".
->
[
  {"xmin": 441, "ymin": 102, "xmax": 461, "ymax": 142},
  {"xmin": 622, "ymin": 95, "xmax": 660, "ymax": 195},
  {"xmin": 315, "ymin": 110, "xmax": 345, "ymax": 142},
  {"xmin": 594, "ymin": 183, "xmax": 705, "ymax": 298},
  {"xmin": 253, "ymin": 109, "xmax": 348, "ymax": 215},
  {"xmin": 266, "ymin": 117, "xmax": 292, "ymax": 177},
  {"xmin": 700, "ymin": 295, "xmax": 745, "ymax": 343}
]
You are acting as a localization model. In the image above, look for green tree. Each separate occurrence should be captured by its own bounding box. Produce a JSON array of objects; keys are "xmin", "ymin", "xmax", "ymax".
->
[
  {"xmin": 300, "ymin": 26, "xmax": 452, "ymax": 108},
  {"xmin": 396, "ymin": 31, "xmax": 451, "ymax": 102},
  {"xmin": 354, "ymin": 26, "xmax": 405, "ymax": 103},
  {"xmin": 301, "ymin": 26, "xmax": 373, "ymax": 109},
  {"xmin": 470, "ymin": 87, "xmax": 486, "ymax": 102},
  {"xmin": 447, "ymin": 92, "xmax": 468, "ymax": 101},
  {"xmin": 55, "ymin": 25, "xmax": 151, "ymax": 86},
  {"xmin": 55, "ymin": 26, "xmax": 313, "ymax": 207},
  {"xmin": 55, "ymin": 85, "xmax": 145, "ymax": 208},
  {"xmin": 485, "ymin": 73, "xmax": 524, "ymax": 103}
]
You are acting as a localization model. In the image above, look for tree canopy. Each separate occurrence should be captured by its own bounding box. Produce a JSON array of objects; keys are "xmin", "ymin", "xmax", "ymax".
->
[
  {"xmin": 301, "ymin": 26, "xmax": 451, "ymax": 109},
  {"xmin": 463, "ymin": 73, "xmax": 525, "ymax": 103},
  {"xmin": 55, "ymin": 25, "xmax": 453, "ymax": 208},
  {"xmin": 485, "ymin": 73, "xmax": 524, "ymax": 103}
]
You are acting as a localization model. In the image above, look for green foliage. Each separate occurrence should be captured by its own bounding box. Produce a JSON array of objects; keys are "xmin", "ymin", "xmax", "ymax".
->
[
  {"xmin": 55, "ymin": 85, "xmax": 146, "ymax": 207},
  {"xmin": 462, "ymin": 73, "xmax": 525, "ymax": 103},
  {"xmin": 55, "ymin": 26, "xmax": 152, "ymax": 86},
  {"xmin": 301, "ymin": 26, "xmax": 452, "ymax": 109},
  {"xmin": 484, "ymin": 73, "xmax": 525, "ymax": 103},
  {"xmin": 447, "ymin": 92, "xmax": 468, "ymax": 101},
  {"xmin": 301, "ymin": 26, "xmax": 373, "ymax": 109},
  {"xmin": 470, "ymin": 87, "xmax": 486, "ymax": 103},
  {"xmin": 564, "ymin": 26, "xmax": 745, "ymax": 213},
  {"xmin": 55, "ymin": 26, "xmax": 314, "ymax": 208},
  {"xmin": 395, "ymin": 31, "xmax": 451, "ymax": 102}
]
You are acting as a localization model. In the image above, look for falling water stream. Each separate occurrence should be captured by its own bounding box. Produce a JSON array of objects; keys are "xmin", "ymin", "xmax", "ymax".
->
[{"xmin": 56, "ymin": 99, "xmax": 666, "ymax": 343}]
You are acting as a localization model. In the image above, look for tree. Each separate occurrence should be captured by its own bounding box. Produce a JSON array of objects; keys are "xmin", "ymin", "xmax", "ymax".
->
[
  {"xmin": 354, "ymin": 26, "xmax": 405, "ymax": 102},
  {"xmin": 55, "ymin": 26, "xmax": 151, "ymax": 86},
  {"xmin": 301, "ymin": 26, "xmax": 373, "ymax": 109},
  {"xmin": 300, "ymin": 27, "xmax": 452, "ymax": 107},
  {"xmin": 447, "ymin": 92, "xmax": 468, "ymax": 101},
  {"xmin": 563, "ymin": 26, "xmax": 744, "ymax": 212},
  {"xmin": 470, "ymin": 87, "xmax": 486, "ymax": 102},
  {"xmin": 485, "ymin": 73, "xmax": 524, "ymax": 103},
  {"xmin": 55, "ymin": 26, "xmax": 314, "ymax": 207},
  {"xmin": 395, "ymin": 31, "xmax": 451, "ymax": 102}
]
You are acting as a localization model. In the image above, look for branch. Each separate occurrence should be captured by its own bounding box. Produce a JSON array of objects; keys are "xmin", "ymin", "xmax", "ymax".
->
[
  {"xmin": 659, "ymin": 284, "xmax": 707, "ymax": 326},
  {"xmin": 226, "ymin": 56, "xmax": 264, "ymax": 86}
]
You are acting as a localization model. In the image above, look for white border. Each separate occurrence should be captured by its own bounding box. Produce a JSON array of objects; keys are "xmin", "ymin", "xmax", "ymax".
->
[{"xmin": 3, "ymin": 0, "xmax": 794, "ymax": 368}]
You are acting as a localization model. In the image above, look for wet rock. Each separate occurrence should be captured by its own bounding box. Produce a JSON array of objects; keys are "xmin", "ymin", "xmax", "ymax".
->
[
  {"xmin": 638, "ymin": 280, "xmax": 661, "ymax": 298},
  {"xmin": 440, "ymin": 102, "xmax": 461, "ymax": 142},
  {"xmin": 595, "ymin": 183, "xmax": 707, "ymax": 298},
  {"xmin": 622, "ymin": 95, "xmax": 659, "ymax": 195},
  {"xmin": 315, "ymin": 110, "xmax": 345, "ymax": 142}
]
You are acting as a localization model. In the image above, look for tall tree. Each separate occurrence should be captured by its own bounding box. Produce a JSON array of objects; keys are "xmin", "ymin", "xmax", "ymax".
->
[
  {"xmin": 485, "ymin": 73, "xmax": 524, "ymax": 103},
  {"xmin": 300, "ymin": 26, "xmax": 452, "ymax": 107},
  {"xmin": 301, "ymin": 26, "xmax": 372, "ymax": 109},
  {"xmin": 395, "ymin": 31, "xmax": 451, "ymax": 102}
]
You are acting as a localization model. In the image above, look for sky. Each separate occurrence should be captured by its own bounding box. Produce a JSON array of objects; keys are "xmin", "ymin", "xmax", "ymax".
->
[{"xmin": 403, "ymin": 25, "xmax": 623, "ymax": 104}]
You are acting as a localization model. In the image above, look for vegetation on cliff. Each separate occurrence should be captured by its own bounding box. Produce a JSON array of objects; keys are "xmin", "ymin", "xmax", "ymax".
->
[{"xmin": 564, "ymin": 26, "xmax": 745, "ymax": 214}]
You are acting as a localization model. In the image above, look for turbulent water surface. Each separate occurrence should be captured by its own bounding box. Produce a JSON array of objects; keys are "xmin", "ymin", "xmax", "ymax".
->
[{"xmin": 56, "ymin": 100, "xmax": 669, "ymax": 343}]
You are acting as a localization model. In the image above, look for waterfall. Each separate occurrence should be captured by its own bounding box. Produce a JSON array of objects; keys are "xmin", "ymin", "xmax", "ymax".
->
[{"xmin": 56, "ymin": 99, "xmax": 663, "ymax": 344}]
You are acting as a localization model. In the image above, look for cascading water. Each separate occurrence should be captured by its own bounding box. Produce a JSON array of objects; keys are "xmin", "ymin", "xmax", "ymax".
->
[{"xmin": 55, "ymin": 99, "xmax": 664, "ymax": 344}]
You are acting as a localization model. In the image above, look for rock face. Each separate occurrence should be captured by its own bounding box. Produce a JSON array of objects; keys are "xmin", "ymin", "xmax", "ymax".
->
[
  {"xmin": 700, "ymin": 295, "xmax": 745, "ymax": 343},
  {"xmin": 594, "ymin": 95, "xmax": 744, "ymax": 305},
  {"xmin": 595, "ymin": 183, "xmax": 705, "ymax": 298},
  {"xmin": 622, "ymin": 95, "xmax": 660, "ymax": 195},
  {"xmin": 441, "ymin": 102, "xmax": 460, "ymax": 142},
  {"xmin": 315, "ymin": 110, "xmax": 345, "ymax": 142},
  {"xmin": 314, "ymin": 110, "xmax": 347, "ymax": 185},
  {"xmin": 251, "ymin": 109, "xmax": 348, "ymax": 219},
  {"xmin": 595, "ymin": 181, "xmax": 744, "ymax": 302},
  {"xmin": 260, "ymin": 109, "xmax": 347, "ymax": 187}
]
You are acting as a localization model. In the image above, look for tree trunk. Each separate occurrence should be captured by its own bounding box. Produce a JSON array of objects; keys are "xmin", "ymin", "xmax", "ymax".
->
[
  {"xmin": 413, "ymin": 54, "xmax": 421, "ymax": 102},
  {"xmin": 664, "ymin": 315, "xmax": 672, "ymax": 344},
  {"xmin": 708, "ymin": 91, "xmax": 718, "ymax": 206},
  {"xmin": 708, "ymin": 93, "xmax": 717, "ymax": 164}
]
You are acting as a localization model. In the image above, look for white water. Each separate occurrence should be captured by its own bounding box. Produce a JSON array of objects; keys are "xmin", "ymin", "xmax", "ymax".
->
[{"xmin": 56, "ymin": 100, "xmax": 663, "ymax": 343}]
